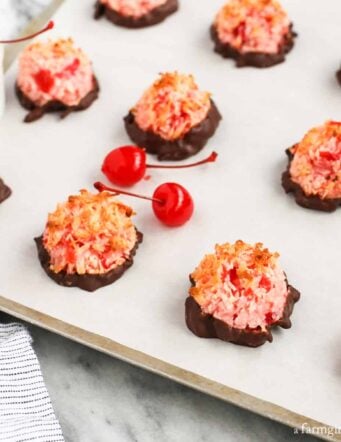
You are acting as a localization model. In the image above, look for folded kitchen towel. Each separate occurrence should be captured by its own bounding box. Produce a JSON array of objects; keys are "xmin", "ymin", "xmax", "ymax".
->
[{"xmin": 0, "ymin": 323, "xmax": 64, "ymax": 442}]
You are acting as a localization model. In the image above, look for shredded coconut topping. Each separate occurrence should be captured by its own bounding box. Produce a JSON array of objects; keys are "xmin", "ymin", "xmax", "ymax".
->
[
  {"xmin": 132, "ymin": 72, "xmax": 211, "ymax": 141},
  {"xmin": 17, "ymin": 38, "xmax": 95, "ymax": 107},
  {"xmin": 100, "ymin": 0, "xmax": 167, "ymax": 18},
  {"xmin": 43, "ymin": 190, "xmax": 137, "ymax": 275},
  {"xmin": 214, "ymin": 0, "xmax": 290, "ymax": 54},
  {"xmin": 190, "ymin": 241, "xmax": 288, "ymax": 330},
  {"xmin": 289, "ymin": 121, "xmax": 341, "ymax": 200}
]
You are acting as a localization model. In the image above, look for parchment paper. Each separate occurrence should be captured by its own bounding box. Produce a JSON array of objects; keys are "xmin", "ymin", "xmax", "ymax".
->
[{"xmin": 0, "ymin": 0, "xmax": 340, "ymax": 429}]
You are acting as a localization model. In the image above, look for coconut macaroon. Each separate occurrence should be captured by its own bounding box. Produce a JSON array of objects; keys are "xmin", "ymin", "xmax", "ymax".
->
[
  {"xmin": 185, "ymin": 241, "xmax": 300, "ymax": 347},
  {"xmin": 16, "ymin": 38, "xmax": 99, "ymax": 123},
  {"xmin": 210, "ymin": 0, "xmax": 296, "ymax": 68},
  {"xmin": 35, "ymin": 190, "xmax": 142, "ymax": 292},
  {"xmin": 282, "ymin": 121, "xmax": 341, "ymax": 212},
  {"xmin": 124, "ymin": 72, "xmax": 221, "ymax": 161},
  {"xmin": 0, "ymin": 178, "xmax": 11, "ymax": 204},
  {"xmin": 94, "ymin": 0, "xmax": 178, "ymax": 28}
]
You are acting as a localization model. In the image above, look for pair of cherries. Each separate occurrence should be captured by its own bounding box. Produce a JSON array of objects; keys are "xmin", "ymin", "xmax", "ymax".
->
[
  {"xmin": 1, "ymin": 23, "xmax": 217, "ymax": 227},
  {"xmin": 0, "ymin": 21, "xmax": 217, "ymax": 227},
  {"xmin": 96, "ymin": 146, "xmax": 218, "ymax": 227}
]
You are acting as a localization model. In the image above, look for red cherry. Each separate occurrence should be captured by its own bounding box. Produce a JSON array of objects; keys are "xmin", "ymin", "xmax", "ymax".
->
[
  {"xmin": 94, "ymin": 181, "xmax": 194, "ymax": 227},
  {"xmin": 0, "ymin": 21, "xmax": 54, "ymax": 44},
  {"xmin": 102, "ymin": 145, "xmax": 218, "ymax": 187},
  {"xmin": 102, "ymin": 146, "xmax": 146, "ymax": 187},
  {"xmin": 152, "ymin": 183, "xmax": 194, "ymax": 227}
]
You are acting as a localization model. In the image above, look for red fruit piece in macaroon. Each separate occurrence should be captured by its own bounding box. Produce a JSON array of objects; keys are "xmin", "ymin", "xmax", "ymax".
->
[
  {"xmin": 229, "ymin": 267, "xmax": 240, "ymax": 288},
  {"xmin": 57, "ymin": 58, "xmax": 81, "ymax": 78},
  {"xmin": 265, "ymin": 311, "xmax": 273, "ymax": 324},
  {"xmin": 34, "ymin": 69, "xmax": 55, "ymax": 93},
  {"xmin": 259, "ymin": 274, "xmax": 272, "ymax": 291}
]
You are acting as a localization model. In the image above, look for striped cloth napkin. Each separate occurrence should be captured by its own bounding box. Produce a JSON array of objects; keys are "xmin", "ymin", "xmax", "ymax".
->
[{"xmin": 0, "ymin": 323, "xmax": 64, "ymax": 442}]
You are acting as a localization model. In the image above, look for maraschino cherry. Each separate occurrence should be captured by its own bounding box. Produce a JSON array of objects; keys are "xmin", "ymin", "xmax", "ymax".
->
[
  {"xmin": 102, "ymin": 145, "xmax": 218, "ymax": 187},
  {"xmin": 94, "ymin": 181, "xmax": 194, "ymax": 227},
  {"xmin": 0, "ymin": 21, "xmax": 54, "ymax": 44}
]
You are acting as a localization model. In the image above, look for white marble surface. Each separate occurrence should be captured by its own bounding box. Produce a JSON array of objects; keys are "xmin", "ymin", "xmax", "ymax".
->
[
  {"xmin": 0, "ymin": 0, "xmax": 51, "ymax": 39},
  {"xmin": 0, "ymin": 3, "xmax": 320, "ymax": 442}
]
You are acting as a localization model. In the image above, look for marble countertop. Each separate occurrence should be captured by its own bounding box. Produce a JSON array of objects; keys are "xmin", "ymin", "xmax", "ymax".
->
[
  {"xmin": 0, "ymin": 0, "xmax": 51, "ymax": 39},
  {"xmin": 0, "ymin": 2, "xmax": 320, "ymax": 442},
  {"xmin": 0, "ymin": 313, "xmax": 317, "ymax": 442}
]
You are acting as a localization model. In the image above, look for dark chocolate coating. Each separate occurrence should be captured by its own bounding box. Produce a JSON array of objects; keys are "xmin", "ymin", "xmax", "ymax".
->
[
  {"xmin": 210, "ymin": 24, "xmax": 296, "ymax": 68},
  {"xmin": 336, "ymin": 68, "xmax": 341, "ymax": 87},
  {"xmin": 282, "ymin": 147, "xmax": 341, "ymax": 212},
  {"xmin": 124, "ymin": 100, "xmax": 222, "ymax": 161},
  {"xmin": 0, "ymin": 178, "xmax": 11, "ymax": 204},
  {"xmin": 185, "ymin": 279, "xmax": 300, "ymax": 348},
  {"xmin": 35, "ymin": 230, "xmax": 143, "ymax": 292},
  {"xmin": 16, "ymin": 76, "xmax": 100, "ymax": 123},
  {"xmin": 94, "ymin": 0, "xmax": 178, "ymax": 28}
]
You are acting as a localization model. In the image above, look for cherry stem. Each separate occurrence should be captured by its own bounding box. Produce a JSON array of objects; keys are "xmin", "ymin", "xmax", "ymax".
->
[
  {"xmin": 146, "ymin": 151, "xmax": 218, "ymax": 169},
  {"xmin": 94, "ymin": 182, "xmax": 164, "ymax": 205},
  {"xmin": 0, "ymin": 21, "xmax": 54, "ymax": 44}
]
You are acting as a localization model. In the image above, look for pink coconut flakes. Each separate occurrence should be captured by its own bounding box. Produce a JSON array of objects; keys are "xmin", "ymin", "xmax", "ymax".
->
[
  {"xmin": 43, "ymin": 190, "xmax": 137, "ymax": 275},
  {"xmin": 100, "ymin": 0, "xmax": 167, "ymax": 18},
  {"xmin": 133, "ymin": 72, "xmax": 211, "ymax": 141},
  {"xmin": 215, "ymin": 0, "xmax": 290, "ymax": 54},
  {"xmin": 17, "ymin": 38, "xmax": 95, "ymax": 107},
  {"xmin": 190, "ymin": 241, "xmax": 289, "ymax": 330},
  {"xmin": 289, "ymin": 121, "xmax": 341, "ymax": 200}
]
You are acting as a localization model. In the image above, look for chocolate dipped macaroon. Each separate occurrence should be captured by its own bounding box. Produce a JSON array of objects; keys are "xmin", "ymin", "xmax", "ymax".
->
[
  {"xmin": 282, "ymin": 121, "xmax": 341, "ymax": 212},
  {"xmin": 186, "ymin": 241, "xmax": 300, "ymax": 347},
  {"xmin": 35, "ymin": 190, "xmax": 142, "ymax": 292},
  {"xmin": 124, "ymin": 72, "xmax": 221, "ymax": 161},
  {"xmin": 211, "ymin": 0, "xmax": 296, "ymax": 68},
  {"xmin": 94, "ymin": 0, "xmax": 178, "ymax": 28},
  {"xmin": 0, "ymin": 178, "xmax": 11, "ymax": 204},
  {"xmin": 16, "ymin": 38, "xmax": 99, "ymax": 122},
  {"xmin": 336, "ymin": 66, "xmax": 341, "ymax": 86}
]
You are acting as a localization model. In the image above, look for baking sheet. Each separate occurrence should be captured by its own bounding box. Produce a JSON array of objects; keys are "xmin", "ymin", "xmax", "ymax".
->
[{"xmin": 0, "ymin": 0, "xmax": 340, "ymax": 436}]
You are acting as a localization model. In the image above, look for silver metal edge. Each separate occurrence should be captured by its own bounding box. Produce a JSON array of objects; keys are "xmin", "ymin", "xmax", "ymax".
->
[{"xmin": 0, "ymin": 296, "xmax": 338, "ymax": 442}]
